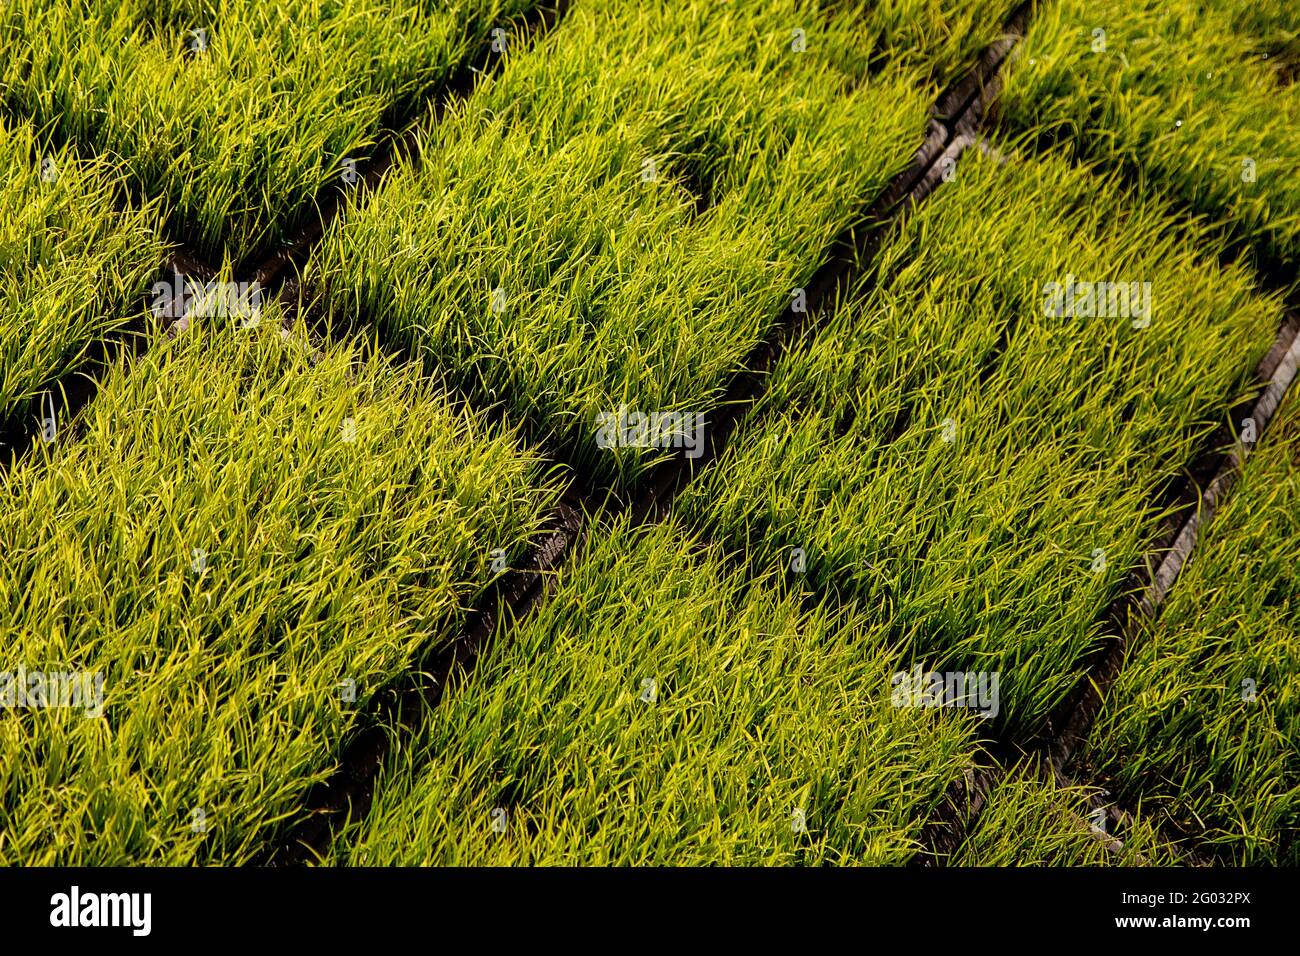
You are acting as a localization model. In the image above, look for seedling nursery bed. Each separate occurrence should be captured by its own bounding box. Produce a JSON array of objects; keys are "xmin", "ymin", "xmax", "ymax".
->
[{"xmin": 0, "ymin": 0, "xmax": 1297, "ymax": 937}]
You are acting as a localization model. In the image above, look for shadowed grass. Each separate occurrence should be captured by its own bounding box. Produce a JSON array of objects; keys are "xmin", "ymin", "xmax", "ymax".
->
[
  {"xmin": 951, "ymin": 759, "xmax": 1184, "ymax": 865},
  {"xmin": 0, "ymin": 117, "xmax": 164, "ymax": 437}
]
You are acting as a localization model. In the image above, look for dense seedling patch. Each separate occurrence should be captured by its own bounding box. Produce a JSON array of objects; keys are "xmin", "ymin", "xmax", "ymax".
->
[
  {"xmin": 327, "ymin": 517, "xmax": 979, "ymax": 865},
  {"xmin": 1001, "ymin": 0, "xmax": 1300, "ymax": 274},
  {"xmin": 0, "ymin": 0, "xmax": 542, "ymax": 264},
  {"xmin": 305, "ymin": 0, "xmax": 1018, "ymax": 492},
  {"xmin": 1077, "ymin": 396, "xmax": 1300, "ymax": 865},
  {"xmin": 0, "ymin": 118, "xmax": 163, "ymax": 443},
  {"xmin": 678, "ymin": 146, "xmax": 1283, "ymax": 732},
  {"xmin": 0, "ymin": 312, "xmax": 558, "ymax": 864}
]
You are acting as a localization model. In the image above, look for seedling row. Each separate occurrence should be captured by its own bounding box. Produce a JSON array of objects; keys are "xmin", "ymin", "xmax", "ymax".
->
[
  {"xmin": 0, "ymin": 118, "xmax": 163, "ymax": 448},
  {"xmin": 0, "ymin": 312, "xmax": 558, "ymax": 864},
  {"xmin": 1076, "ymin": 393, "xmax": 1300, "ymax": 864},
  {"xmin": 1001, "ymin": 0, "xmax": 1300, "ymax": 276},
  {"xmin": 0, "ymin": 0, "xmax": 546, "ymax": 267},
  {"xmin": 305, "ymin": 0, "xmax": 1026, "ymax": 491}
]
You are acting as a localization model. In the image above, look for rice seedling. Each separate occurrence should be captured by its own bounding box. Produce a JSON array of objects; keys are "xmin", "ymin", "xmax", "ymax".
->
[
  {"xmin": 326, "ymin": 515, "xmax": 979, "ymax": 866},
  {"xmin": 1075, "ymin": 394, "xmax": 1300, "ymax": 865},
  {"xmin": 677, "ymin": 143, "xmax": 1283, "ymax": 733},
  {"xmin": 0, "ymin": 116, "xmax": 163, "ymax": 438},
  {"xmin": 950, "ymin": 760, "xmax": 1183, "ymax": 865},
  {"xmin": 304, "ymin": 0, "xmax": 1016, "ymax": 492},
  {"xmin": 0, "ymin": 305, "xmax": 559, "ymax": 864},
  {"xmin": 999, "ymin": 0, "xmax": 1300, "ymax": 275},
  {"xmin": 0, "ymin": 0, "xmax": 541, "ymax": 265}
]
